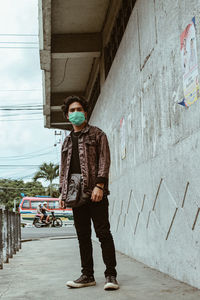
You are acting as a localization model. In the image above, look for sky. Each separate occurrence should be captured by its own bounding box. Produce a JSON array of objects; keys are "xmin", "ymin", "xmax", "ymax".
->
[{"xmin": 0, "ymin": 0, "xmax": 61, "ymax": 186}]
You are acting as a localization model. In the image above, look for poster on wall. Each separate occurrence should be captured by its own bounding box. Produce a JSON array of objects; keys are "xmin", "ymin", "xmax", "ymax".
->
[
  {"xmin": 120, "ymin": 117, "xmax": 126, "ymax": 159},
  {"xmin": 180, "ymin": 17, "xmax": 200, "ymax": 106}
]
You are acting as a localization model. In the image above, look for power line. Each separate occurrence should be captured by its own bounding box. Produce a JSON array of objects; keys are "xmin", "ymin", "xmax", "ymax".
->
[
  {"xmin": 0, "ymin": 186, "xmax": 36, "ymax": 190},
  {"xmin": 0, "ymin": 103, "xmax": 42, "ymax": 105},
  {"xmin": 0, "ymin": 113, "xmax": 42, "ymax": 117},
  {"xmin": 0, "ymin": 47, "xmax": 38, "ymax": 49},
  {"xmin": 0, "ymin": 105, "xmax": 42, "ymax": 108},
  {"xmin": 0, "ymin": 165, "xmax": 43, "ymax": 168},
  {"xmin": 0, "ymin": 89, "xmax": 41, "ymax": 92},
  {"xmin": 0, "ymin": 102, "xmax": 42, "ymax": 105},
  {"xmin": 0, "ymin": 147, "xmax": 54, "ymax": 159},
  {"xmin": 0, "ymin": 150, "xmax": 57, "ymax": 161},
  {"xmin": 0, "ymin": 118, "xmax": 43, "ymax": 122},
  {"xmin": 1, "ymin": 111, "xmax": 43, "ymax": 114},
  {"xmin": 20, "ymin": 173, "xmax": 40, "ymax": 180},
  {"xmin": 1, "ymin": 109, "xmax": 42, "ymax": 111},
  {"xmin": 0, "ymin": 34, "xmax": 38, "ymax": 36},
  {"xmin": 0, "ymin": 42, "xmax": 38, "ymax": 44}
]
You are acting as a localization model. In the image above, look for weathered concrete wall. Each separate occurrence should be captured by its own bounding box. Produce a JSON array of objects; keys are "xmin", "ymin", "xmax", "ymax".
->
[{"xmin": 90, "ymin": 0, "xmax": 200, "ymax": 289}]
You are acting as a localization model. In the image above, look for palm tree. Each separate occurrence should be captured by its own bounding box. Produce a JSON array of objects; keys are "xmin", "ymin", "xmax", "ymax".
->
[{"xmin": 33, "ymin": 162, "xmax": 59, "ymax": 196}]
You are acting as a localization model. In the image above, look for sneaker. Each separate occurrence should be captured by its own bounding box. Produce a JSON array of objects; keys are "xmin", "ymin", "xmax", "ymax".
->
[
  {"xmin": 66, "ymin": 274, "xmax": 96, "ymax": 288},
  {"xmin": 104, "ymin": 276, "xmax": 119, "ymax": 290}
]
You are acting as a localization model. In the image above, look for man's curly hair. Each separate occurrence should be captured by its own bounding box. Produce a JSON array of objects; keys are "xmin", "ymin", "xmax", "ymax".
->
[{"xmin": 61, "ymin": 95, "xmax": 88, "ymax": 119}]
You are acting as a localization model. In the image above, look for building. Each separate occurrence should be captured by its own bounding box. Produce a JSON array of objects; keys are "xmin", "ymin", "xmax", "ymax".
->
[{"xmin": 39, "ymin": 0, "xmax": 200, "ymax": 289}]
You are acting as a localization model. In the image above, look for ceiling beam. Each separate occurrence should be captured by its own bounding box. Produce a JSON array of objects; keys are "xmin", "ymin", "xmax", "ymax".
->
[
  {"xmin": 50, "ymin": 124, "xmax": 72, "ymax": 131},
  {"xmin": 51, "ymin": 122, "xmax": 70, "ymax": 126},
  {"xmin": 51, "ymin": 33, "xmax": 102, "ymax": 58},
  {"xmin": 51, "ymin": 92, "xmax": 85, "ymax": 106}
]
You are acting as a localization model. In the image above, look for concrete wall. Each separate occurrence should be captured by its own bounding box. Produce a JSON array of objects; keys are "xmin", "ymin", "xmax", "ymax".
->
[{"xmin": 90, "ymin": 0, "xmax": 200, "ymax": 289}]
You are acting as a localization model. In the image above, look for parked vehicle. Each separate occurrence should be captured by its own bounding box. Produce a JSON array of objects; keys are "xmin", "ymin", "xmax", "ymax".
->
[
  {"xmin": 33, "ymin": 211, "xmax": 63, "ymax": 228},
  {"xmin": 19, "ymin": 196, "xmax": 73, "ymax": 224}
]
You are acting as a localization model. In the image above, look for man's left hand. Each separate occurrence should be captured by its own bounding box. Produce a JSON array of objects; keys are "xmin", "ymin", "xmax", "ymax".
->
[{"xmin": 91, "ymin": 187, "xmax": 103, "ymax": 202}]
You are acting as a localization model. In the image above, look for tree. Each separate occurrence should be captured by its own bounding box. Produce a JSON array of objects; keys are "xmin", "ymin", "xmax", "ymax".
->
[
  {"xmin": 33, "ymin": 162, "xmax": 59, "ymax": 197},
  {"xmin": 0, "ymin": 179, "xmax": 45, "ymax": 211},
  {"xmin": 46, "ymin": 183, "xmax": 60, "ymax": 198}
]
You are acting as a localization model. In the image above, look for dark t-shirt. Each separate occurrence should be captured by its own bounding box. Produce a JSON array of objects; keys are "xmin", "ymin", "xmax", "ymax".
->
[{"xmin": 69, "ymin": 131, "xmax": 81, "ymax": 174}]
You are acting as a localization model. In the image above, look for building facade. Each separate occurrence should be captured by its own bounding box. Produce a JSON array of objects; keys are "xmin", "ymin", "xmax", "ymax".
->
[{"xmin": 39, "ymin": 0, "xmax": 200, "ymax": 289}]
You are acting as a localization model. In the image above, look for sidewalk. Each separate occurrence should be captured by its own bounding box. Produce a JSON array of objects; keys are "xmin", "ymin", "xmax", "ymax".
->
[{"xmin": 0, "ymin": 237, "xmax": 200, "ymax": 300}]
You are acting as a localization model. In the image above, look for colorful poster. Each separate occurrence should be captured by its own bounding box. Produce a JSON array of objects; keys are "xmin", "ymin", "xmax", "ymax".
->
[{"xmin": 180, "ymin": 17, "xmax": 200, "ymax": 106}]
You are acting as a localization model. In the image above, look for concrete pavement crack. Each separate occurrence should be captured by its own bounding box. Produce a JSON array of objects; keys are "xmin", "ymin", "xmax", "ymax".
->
[{"xmin": 0, "ymin": 278, "xmax": 13, "ymax": 299}]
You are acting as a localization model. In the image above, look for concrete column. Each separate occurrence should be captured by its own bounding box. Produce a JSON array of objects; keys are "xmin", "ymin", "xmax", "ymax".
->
[
  {"xmin": 6, "ymin": 211, "xmax": 11, "ymax": 261},
  {"xmin": 8, "ymin": 211, "xmax": 12, "ymax": 259},
  {"xmin": 16, "ymin": 213, "xmax": 20, "ymax": 252},
  {"xmin": 13, "ymin": 212, "xmax": 17, "ymax": 255},
  {"xmin": 18, "ymin": 213, "xmax": 21, "ymax": 250},
  {"xmin": 10, "ymin": 212, "xmax": 15, "ymax": 256},
  {"xmin": 2, "ymin": 210, "xmax": 8, "ymax": 263},
  {"xmin": 0, "ymin": 210, "xmax": 22, "ymax": 269},
  {"xmin": 5, "ymin": 210, "xmax": 9, "ymax": 263},
  {"xmin": 0, "ymin": 209, "xmax": 3, "ymax": 269}
]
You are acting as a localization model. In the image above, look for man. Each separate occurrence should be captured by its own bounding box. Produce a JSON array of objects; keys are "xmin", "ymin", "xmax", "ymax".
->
[
  {"xmin": 41, "ymin": 202, "xmax": 50, "ymax": 224},
  {"xmin": 59, "ymin": 95, "xmax": 119, "ymax": 290},
  {"xmin": 36, "ymin": 202, "xmax": 43, "ymax": 222}
]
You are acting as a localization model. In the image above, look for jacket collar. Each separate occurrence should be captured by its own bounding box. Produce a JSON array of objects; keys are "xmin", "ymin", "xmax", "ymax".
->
[
  {"xmin": 65, "ymin": 123, "xmax": 90, "ymax": 140},
  {"xmin": 81, "ymin": 123, "xmax": 90, "ymax": 134}
]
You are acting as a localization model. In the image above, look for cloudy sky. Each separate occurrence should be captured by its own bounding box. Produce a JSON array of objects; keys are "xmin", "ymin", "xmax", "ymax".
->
[{"xmin": 0, "ymin": 0, "xmax": 60, "ymax": 185}]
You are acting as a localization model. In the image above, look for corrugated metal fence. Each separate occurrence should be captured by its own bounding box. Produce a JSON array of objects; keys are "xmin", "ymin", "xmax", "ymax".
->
[{"xmin": 0, "ymin": 209, "xmax": 21, "ymax": 269}]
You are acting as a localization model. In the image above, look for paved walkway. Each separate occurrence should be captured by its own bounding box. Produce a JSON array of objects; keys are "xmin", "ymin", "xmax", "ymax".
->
[{"xmin": 0, "ymin": 236, "xmax": 200, "ymax": 300}]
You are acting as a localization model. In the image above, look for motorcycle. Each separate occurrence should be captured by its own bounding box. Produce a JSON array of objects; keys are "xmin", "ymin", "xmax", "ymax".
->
[{"xmin": 33, "ymin": 211, "xmax": 63, "ymax": 228}]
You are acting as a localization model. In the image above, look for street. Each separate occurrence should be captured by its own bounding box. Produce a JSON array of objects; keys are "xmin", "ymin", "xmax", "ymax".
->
[
  {"xmin": 1, "ymin": 237, "xmax": 200, "ymax": 300},
  {"xmin": 21, "ymin": 225, "xmax": 77, "ymax": 240}
]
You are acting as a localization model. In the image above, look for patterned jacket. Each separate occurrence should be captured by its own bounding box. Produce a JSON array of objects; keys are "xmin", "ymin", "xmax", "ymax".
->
[{"xmin": 59, "ymin": 124, "xmax": 110, "ymax": 200}]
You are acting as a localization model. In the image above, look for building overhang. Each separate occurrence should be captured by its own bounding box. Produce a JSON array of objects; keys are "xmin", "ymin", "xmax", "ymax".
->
[{"xmin": 39, "ymin": 0, "xmax": 135, "ymax": 129}]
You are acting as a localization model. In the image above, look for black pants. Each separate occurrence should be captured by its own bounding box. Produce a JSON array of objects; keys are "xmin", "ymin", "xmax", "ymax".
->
[{"xmin": 73, "ymin": 196, "xmax": 117, "ymax": 277}]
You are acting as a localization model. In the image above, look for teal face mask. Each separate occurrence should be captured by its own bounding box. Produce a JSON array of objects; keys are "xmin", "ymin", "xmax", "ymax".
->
[{"xmin": 69, "ymin": 111, "xmax": 86, "ymax": 126}]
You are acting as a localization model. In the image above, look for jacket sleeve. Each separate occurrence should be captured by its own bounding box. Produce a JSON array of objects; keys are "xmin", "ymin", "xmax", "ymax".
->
[
  {"xmin": 59, "ymin": 144, "xmax": 65, "ymax": 193},
  {"xmin": 96, "ymin": 133, "xmax": 110, "ymax": 181}
]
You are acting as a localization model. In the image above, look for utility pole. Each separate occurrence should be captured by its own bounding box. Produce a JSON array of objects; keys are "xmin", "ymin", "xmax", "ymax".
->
[
  {"xmin": 13, "ymin": 200, "xmax": 16, "ymax": 212},
  {"xmin": 54, "ymin": 130, "xmax": 61, "ymax": 147}
]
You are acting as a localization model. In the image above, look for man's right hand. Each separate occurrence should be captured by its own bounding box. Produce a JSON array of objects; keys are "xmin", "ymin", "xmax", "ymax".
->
[
  {"xmin": 59, "ymin": 198, "xmax": 62, "ymax": 208},
  {"xmin": 59, "ymin": 195, "xmax": 65, "ymax": 208}
]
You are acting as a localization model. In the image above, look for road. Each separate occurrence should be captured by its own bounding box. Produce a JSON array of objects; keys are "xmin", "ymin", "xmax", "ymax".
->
[{"xmin": 21, "ymin": 225, "xmax": 77, "ymax": 240}]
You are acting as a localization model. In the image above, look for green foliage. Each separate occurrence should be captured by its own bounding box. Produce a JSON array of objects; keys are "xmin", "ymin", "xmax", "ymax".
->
[
  {"xmin": 33, "ymin": 162, "xmax": 59, "ymax": 183},
  {"xmin": 33, "ymin": 162, "xmax": 59, "ymax": 196},
  {"xmin": 0, "ymin": 162, "xmax": 60, "ymax": 210},
  {"xmin": 0, "ymin": 179, "xmax": 45, "ymax": 211},
  {"xmin": 46, "ymin": 184, "xmax": 60, "ymax": 198}
]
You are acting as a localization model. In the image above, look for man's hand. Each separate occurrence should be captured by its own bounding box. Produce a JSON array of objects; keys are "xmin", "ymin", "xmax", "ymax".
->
[
  {"xmin": 91, "ymin": 186, "xmax": 104, "ymax": 202},
  {"xmin": 59, "ymin": 194, "xmax": 64, "ymax": 208}
]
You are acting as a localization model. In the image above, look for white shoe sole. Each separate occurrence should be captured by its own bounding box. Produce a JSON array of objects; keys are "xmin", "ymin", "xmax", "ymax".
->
[
  {"xmin": 104, "ymin": 282, "xmax": 119, "ymax": 290},
  {"xmin": 66, "ymin": 280, "xmax": 96, "ymax": 288}
]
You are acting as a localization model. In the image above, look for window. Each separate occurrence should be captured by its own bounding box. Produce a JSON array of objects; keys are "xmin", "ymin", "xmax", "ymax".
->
[
  {"xmin": 87, "ymin": 73, "xmax": 100, "ymax": 119},
  {"xmin": 48, "ymin": 201, "xmax": 59, "ymax": 209},
  {"xmin": 104, "ymin": 0, "xmax": 136, "ymax": 78},
  {"xmin": 22, "ymin": 200, "xmax": 30, "ymax": 208},
  {"xmin": 31, "ymin": 201, "xmax": 42, "ymax": 209}
]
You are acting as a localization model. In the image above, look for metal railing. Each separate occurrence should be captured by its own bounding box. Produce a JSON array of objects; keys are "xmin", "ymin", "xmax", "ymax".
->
[{"xmin": 0, "ymin": 209, "xmax": 21, "ymax": 269}]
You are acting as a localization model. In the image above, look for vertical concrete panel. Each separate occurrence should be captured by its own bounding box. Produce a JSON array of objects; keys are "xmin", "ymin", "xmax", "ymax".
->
[
  {"xmin": 8, "ymin": 211, "xmax": 12, "ymax": 259},
  {"xmin": 2, "ymin": 210, "xmax": 8, "ymax": 263},
  {"xmin": 5, "ymin": 210, "xmax": 10, "ymax": 263},
  {"xmin": 13, "ymin": 212, "xmax": 17, "ymax": 254},
  {"xmin": 11, "ymin": 212, "xmax": 15, "ymax": 256},
  {"xmin": 90, "ymin": 0, "xmax": 200, "ymax": 289}
]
